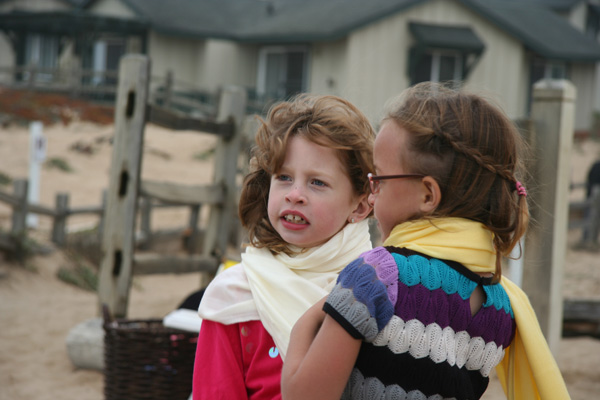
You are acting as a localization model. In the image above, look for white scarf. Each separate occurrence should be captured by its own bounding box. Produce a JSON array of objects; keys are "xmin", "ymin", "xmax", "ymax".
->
[{"xmin": 198, "ymin": 219, "xmax": 372, "ymax": 360}]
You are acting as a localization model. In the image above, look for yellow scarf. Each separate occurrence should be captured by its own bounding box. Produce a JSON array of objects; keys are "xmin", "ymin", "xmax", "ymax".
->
[{"xmin": 384, "ymin": 218, "xmax": 570, "ymax": 400}]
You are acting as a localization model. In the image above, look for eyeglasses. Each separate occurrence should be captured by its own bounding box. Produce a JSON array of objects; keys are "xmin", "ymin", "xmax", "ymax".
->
[{"xmin": 367, "ymin": 172, "xmax": 425, "ymax": 194}]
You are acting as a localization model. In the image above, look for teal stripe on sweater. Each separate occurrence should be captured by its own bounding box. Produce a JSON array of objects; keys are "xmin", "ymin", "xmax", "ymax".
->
[{"xmin": 392, "ymin": 254, "xmax": 476, "ymax": 300}]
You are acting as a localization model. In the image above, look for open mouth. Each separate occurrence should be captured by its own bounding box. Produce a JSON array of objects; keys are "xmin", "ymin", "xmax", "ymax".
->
[{"xmin": 283, "ymin": 214, "xmax": 307, "ymax": 224}]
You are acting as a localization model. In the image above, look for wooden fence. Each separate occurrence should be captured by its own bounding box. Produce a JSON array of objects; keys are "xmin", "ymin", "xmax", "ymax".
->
[
  {"xmin": 97, "ymin": 55, "xmax": 247, "ymax": 317},
  {"xmin": 0, "ymin": 181, "xmax": 210, "ymax": 255},
  {"xmin": 0, "ymin": 56, "xmax": 249, "ymax": 318},
  {"xmin": 0, "ymin": 64, "xmax": 270, "ymax": 116}
]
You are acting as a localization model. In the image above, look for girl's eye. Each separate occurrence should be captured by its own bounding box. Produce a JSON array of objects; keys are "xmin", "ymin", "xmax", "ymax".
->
[
  {"xmin": 276, "ymin": 174, "xmax": 292, "ymax": 182},
  {"xmin": 311, "ymin": 179, "xmax": 327, "ymax": 187}
]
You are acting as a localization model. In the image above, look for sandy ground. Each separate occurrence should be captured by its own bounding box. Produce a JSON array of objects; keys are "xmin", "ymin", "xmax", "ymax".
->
[{"xmin": 0, "ymin": 119, "xmax": 599, "ymax": 399}]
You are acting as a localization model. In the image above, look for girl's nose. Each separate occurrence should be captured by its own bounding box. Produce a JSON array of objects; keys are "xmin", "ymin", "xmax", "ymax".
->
[{"xmin": 285, "ymin": 186, "xmax": 306, "ymax": 203}]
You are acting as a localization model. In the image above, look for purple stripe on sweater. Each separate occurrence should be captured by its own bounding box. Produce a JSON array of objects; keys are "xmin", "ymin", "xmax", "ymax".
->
[
  {"xmin": 470, "ymin": 306, "xmax": 515, "ymax": 347},
  {"xmin": 362, "ymin": 247, "xmax": 398, "ymax": 307},
  {"xmin": 395, "ymin": 283, "xmax": 514, "ymax": 347}
]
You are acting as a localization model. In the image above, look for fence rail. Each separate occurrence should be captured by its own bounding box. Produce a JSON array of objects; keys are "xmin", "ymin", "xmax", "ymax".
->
[
  {"xmin": 0, "ymin": 179, "xmax": 219, "ymax": 255},
  {"xmin": 0, "ymin": 64, "xmax": 270, "ymax": 116}
]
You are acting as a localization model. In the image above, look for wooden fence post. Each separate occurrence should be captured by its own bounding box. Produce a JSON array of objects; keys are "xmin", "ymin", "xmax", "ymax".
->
[
  {"xmin": 523, "ymin": 79, "xmax": 576, "ymax": 354},
  {"xmin": 97, "ymin": 55, "xmax": 150, "ymax": 318},
  {"xmin": 11, "ymin": 179, "xmax": 28, "ymax": 237},
  {"xmin": 51, "ymin": 192, "xmax": 69, "ymax": 246},
  {"xmin": 202, "ymin": 87, "xmax": 247, "ymax": 262},
  {"xmin": 139, "ymin": 195, "xmax": 152, "ymax": 250}
]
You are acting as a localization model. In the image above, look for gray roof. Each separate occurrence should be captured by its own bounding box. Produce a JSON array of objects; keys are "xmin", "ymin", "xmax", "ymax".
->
[
  {"xmin": 121, "ymin": 0, "xmax": 424, "ymax": 42},
  {"xmin": 120, "ymin": 0, "xmax": 600, "ymax": 61},
  {"xmin": 511, "ymin": 0, "xmax": 585, "ymax": 12},
  {"xmin": 463, "ymin": 0, "xmax": 600, "ymax": 61}
]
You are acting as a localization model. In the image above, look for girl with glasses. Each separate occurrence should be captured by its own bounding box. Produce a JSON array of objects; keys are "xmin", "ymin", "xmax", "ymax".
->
[
  {"xmin": 282, "ymin": 82, "xmax": 569, "ymax": 399},
  {"xmin": 193, "ymin": 94, "xmax": 376, "ymax": 399}
]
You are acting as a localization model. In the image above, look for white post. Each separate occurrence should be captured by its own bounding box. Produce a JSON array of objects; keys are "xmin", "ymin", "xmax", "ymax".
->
[
  {"xmin": 523, "ymin": 79, "xmax": 576, "ymax": 355},
  {"xmin": 27, "ymin": 121, "xmax": 46, "ymax": 228}
]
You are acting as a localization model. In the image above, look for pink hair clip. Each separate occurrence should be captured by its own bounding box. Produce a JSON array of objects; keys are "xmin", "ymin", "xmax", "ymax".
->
[{"xmin": 516, "ymin": 181, "xmax": 527, "ymax": 197}]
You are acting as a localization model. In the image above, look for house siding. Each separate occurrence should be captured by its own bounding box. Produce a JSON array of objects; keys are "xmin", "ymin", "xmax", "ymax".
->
[
  {"xmin": 319, "ymin": 0, "xmax": 528, "ymax": 125},
  {"xmin": 201, "ymin": 40, "xmax": 258, "ymax": 92},
  {"xmin": 147, "ymin": 32, "xmax": 204, "ymax": 90},
  {"xmin": 309, "ymin": 39, "xmax": 348, "ymax": 98},
  {"xmin": 145, "ymin": 33, "xmax": 258, "ymax": 94}
]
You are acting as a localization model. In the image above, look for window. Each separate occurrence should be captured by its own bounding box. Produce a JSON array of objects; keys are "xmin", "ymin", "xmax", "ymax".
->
[
  {"xmin": 408, "ymin": 22, "xmax": 485, "ymax": 86},
  {"xmin": 257, "ymin": 46, "xmax": 308, "ymax": 100},
  {"xmin": 531, "ymin": 58, "xmax": 568, "ymax": 83},
  {"xmin": 412, "ymin": 50, "xmax": 463, "ymax": 86},
  {"xmin": 93, "ymin": 38, "xmax": 126, "ymax": 85},
  {"xmin": 24, "ymin": 33, "xmax": 59, "ymax": 82},
  {"xmin": 527, "ymin": 58, "xmax": 570, "ymax": 114}
]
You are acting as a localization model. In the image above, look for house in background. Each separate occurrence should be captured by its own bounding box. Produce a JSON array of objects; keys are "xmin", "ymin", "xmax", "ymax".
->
[
  {"xmin": 0, "ymin": 0, "xmax": 147, "ymax": 88},
  {"xmin": 1, "ymin": 0, "xmax": 600, "ymax": 133}
]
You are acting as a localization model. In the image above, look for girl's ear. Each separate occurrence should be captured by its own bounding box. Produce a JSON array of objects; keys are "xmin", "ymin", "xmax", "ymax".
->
[
  {"xmin": 420, "ymin": 176, "xmax": 441, "ymax": 214},
  {"xmin": 349, "ymin": 193, "xmax": 372, "ymax": 223}
]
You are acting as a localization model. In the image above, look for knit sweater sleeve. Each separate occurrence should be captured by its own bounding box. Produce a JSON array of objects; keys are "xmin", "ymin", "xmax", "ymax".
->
[{"xmin": 323, "ymin": 247, "xmax": 396, "ymax": 342}]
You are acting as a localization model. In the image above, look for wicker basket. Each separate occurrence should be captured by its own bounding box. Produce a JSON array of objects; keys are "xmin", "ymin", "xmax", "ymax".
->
[{"xmin": 103, "ymin": 307, "xmax": 198, "ymax": 400}]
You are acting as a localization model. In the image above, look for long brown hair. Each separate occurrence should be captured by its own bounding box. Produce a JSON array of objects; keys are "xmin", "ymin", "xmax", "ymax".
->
[
  {"xmin": 384, "ymin": 82, "xmax": 530, "ymax": 280},
  {"xmin": 239, "ymin": 94, "xmax": 376, "ymax": 255}
]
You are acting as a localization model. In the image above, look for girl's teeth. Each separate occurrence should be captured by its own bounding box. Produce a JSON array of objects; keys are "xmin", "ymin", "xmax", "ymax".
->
[{"xmin": 284, "ymin": 214, "xmax": 306, "ymax": 223}]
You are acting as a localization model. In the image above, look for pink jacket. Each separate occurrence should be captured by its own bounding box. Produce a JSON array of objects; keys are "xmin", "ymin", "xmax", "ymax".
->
[{"xmin": 193, "ymin": 319, "xmax": 283, "ymax": 400}]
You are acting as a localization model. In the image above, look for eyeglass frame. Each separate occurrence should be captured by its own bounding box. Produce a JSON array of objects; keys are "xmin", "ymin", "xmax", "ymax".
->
[{"xmin": 367, "ymin": 172, "xmax": 425, "ymax": 194}]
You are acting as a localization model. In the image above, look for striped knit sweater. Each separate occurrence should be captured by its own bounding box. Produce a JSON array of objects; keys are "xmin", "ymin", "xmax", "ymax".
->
[{"xmin": 323, "ymin": 246, "xmax": 516, "ymax": 400}]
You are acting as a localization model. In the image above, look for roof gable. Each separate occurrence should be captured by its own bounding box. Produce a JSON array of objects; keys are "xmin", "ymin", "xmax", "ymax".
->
[
  {"xmin": 121, "ymin": 0, "xmax": 426, "ymax": 42},
  {"xmin": 460, "ymin": 0, "xmax": 600, "ymax": 61}
]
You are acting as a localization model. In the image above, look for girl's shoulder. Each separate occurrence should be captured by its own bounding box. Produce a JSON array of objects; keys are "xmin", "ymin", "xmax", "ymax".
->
[
  {"xmin": 341, "ymin": 246, "xmax": 397, "ymax": 284},
  {"xmin": 336, "ymin": 247, "xmax": 399, "ymax": 307}
]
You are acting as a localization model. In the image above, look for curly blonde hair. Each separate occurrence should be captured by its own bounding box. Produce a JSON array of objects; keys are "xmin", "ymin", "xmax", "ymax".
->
[{"xmin": 239, "ymin": 94, "xmax": 376, "ymax": 255}]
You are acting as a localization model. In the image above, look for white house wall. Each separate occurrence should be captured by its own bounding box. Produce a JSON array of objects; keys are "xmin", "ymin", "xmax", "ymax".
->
[
  {"xmin": 309, "ymin": 39, "xmax": 348, "ymax": 98},
  {"xmin": 142, "ymin": 33, "xmax": 257, "ymax": 95},
  {"xmin": 326, "ymin": 0, "xmax": 528, "ymax": 125},
  {"xmin": 200, "ymin": 39, "xmax": 258, "ymax": 93},
  {"xmin": 147, "ymin": 31, "xmax": 204, "ymax": 90},
  {"xmin": 342, "ymin": 9, "xmax": 411, "ymax": 125}
]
